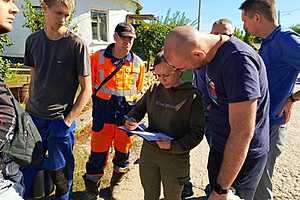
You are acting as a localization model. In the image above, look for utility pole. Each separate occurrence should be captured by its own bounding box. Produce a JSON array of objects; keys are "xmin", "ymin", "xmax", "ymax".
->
[
  {"xmin": 278, "ymin": 8, "xmax": 300, "ymax": 25},
  {"xmin": 197, "ymin": 0, "xmax": 202, "ymax": 30}
]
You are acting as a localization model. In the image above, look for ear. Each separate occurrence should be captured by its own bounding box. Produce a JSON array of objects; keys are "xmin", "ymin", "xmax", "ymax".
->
[
  {"xmin": 191, "ymin": 49, "xmax": 206, "ymax": 60},
  {"xmin": 254, "ymin": 13, "xmax": 262, "ymax": 23},
  {"xmin": 42, "ymin": 2, "xmax": 48, "ymax": 12},
  {"xmin": 113, "ymin": 32, "xmax": 118, "ymax": 41}
]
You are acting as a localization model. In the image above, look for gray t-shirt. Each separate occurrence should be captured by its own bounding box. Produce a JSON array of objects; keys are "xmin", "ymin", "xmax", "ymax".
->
[{"xmin": 24, "ymin": 30, "xmax": 90, "ymax": 119}]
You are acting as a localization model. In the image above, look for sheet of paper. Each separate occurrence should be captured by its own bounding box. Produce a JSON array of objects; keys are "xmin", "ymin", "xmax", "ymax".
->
[{"xmin": 118, "ymin": 126, "xmax": 173, "ymax": 141}]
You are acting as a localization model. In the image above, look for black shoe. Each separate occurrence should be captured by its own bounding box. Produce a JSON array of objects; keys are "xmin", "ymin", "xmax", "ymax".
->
[
  {"xmin": 82, "ymin": 174, "xmax": 100, "ymax": 194},
  {"xmin": 99, "ymin": 186, "xmax": 112, "ymax": 199},
  {"xmin": 181, "ymin": 181, "xmax": 194, "ymax": 198}
]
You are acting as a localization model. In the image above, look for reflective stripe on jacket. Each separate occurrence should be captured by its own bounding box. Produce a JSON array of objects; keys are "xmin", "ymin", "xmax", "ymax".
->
[{"xmin": 91, "ymin": 48, "xmax": 145, "ymax": 102}]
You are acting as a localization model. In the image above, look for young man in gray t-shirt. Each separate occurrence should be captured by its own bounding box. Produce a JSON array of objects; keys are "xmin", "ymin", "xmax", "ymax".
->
[
  {"xmin": 0, "ymin": 1, "xmax": 24, "ymax": 200},
  {"xmin": 23, "ymin": 0, "xmax": 91, "ymax": 199}
]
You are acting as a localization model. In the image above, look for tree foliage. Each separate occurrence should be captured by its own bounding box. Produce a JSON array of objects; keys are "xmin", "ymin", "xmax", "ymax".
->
[
  {"xmin": 132, "ymin": 20, "xmax": 173, "ymax": 69},
  {"xmin": 22, "ymin": 0, "xmax": 76, "ymax": 33},
  {"xmin": 23, "ymin": 0, "xmax": 44, "ymax": 32},
  {"xmin": 0, "ymin": 34, "xmax": 13, "ymax": 79},
  {"xmin": 234, "ymin": 28, "xmax": 259, "ymax": 50},
  {"xmin": 159, "ymin": 9, "xmax": 197, "ymax": 27},
  {"xmin": 132, "ymin": 9, "xmax": 195, "ymax": 70},
  {"xmin": 291, "ymin": 24, "xmax": 300, "ymax": 34}
]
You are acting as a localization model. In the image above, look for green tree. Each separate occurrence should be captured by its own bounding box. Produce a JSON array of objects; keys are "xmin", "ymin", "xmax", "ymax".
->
[
  {"xmin": 23, "ymin": 0, "xmax": 44, "ymax": 32},
  {"xmin": 0, "ymin": 34, "xmax": 13, "ymax": 79},
  {"xmin": 22, "ymin": 0, "xmax": 76, "ymax": 33},
  {"xmin": 291, "ymin": 24, "xmax": 300, "ymax": 34},
  {"xmin": 132, "ymin": 20, "xmax": 173, "ymax": 70},
  {"xmin": 132, "ymin": 9, "xmax": 194, "ymax": 70},
  {"xmin": 159, "ymin": 9, "xmax": 197, "ymax": 26},
  {"xmin": 234, "ymin": 28, "xmax": 259, "ymax": 50}
]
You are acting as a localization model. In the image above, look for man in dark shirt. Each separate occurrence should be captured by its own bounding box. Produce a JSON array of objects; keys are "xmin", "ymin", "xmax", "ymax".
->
[
  {"xmin": 0, "ymin": 1, "xmax": 23, "ymax": 199},
  {"xmin": 23, "ymin": 0, "xmax": 91, "ymax": 200},
  {"xmin": 164, "ymin": 26, "xmax": 269, "ymax": 200}
]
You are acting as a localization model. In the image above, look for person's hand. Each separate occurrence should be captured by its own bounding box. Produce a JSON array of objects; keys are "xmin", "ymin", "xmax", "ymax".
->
[
  {"xmin": 279, "ymin": 99, "xmax": 294, "ymax": 124},
  {"xmin": 208, "ymin": 191, "xmax": 229, "ymax": 200},
  {"xmin": 208, "ymin": 190, "xmax": 241, "ymax": 200},
  {"xmin": 156, "ymin": 140, "xmax": 171, "ymax": 150},
  {"xmin": 125, "ymin": 120, "xmax": 138, "ymax": 130}
]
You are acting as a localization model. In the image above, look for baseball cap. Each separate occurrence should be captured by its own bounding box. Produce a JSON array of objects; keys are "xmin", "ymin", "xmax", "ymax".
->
[{"xmin": 115, "ymin": 22, "xmax": 136, "ymax": 38}]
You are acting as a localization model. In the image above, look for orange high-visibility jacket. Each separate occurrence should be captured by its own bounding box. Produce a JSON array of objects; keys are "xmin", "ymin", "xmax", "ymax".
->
[{"xmin": 91, "ymin": 46, "xmax": 145, "ymax": 102}]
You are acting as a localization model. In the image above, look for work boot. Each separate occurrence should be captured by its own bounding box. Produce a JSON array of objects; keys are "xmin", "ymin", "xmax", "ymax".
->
[
  {"xmin": 82, "ymin": 173, "xmax": 101, "ymax": 200},
  {"xmin": 110, "ymin": 171, "xmax": 127, "ymax": 200},
  {"xmin": 98, "ymin": 186, "xmax": 112, "ymax": 199}
]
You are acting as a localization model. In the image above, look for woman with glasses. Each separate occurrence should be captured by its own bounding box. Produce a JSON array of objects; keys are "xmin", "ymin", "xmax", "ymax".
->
[{"xmin": 124, "ymin": 51, "xmax": 205, "ymax": 200}]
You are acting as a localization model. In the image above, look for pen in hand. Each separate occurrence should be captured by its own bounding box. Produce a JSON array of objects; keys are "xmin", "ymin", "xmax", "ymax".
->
[{"xmin": 124, "ymin": 115, "xmax": 144, "ymax": 131}]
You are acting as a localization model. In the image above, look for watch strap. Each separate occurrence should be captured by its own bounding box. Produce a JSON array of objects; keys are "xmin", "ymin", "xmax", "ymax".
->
[{"xmin": 213, "ymin": 183, "xmax": 229, "ymax": 195}]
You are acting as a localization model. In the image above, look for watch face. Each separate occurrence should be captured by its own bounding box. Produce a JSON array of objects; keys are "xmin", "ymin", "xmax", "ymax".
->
[{"xmin": 213, "ymin": 183, "xmax": 229, "ymax": 194}]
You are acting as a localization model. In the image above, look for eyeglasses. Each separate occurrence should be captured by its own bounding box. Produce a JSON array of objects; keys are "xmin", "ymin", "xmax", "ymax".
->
[
  {"xmin": 153, "ymin": 73, "xmax": 172, "ymax": 80},
  {"xmin": 162, "ymin": 55, "xmax": 181, "ymax": 71},
  {"xmin": 212, "ymin": 32, "xmax": 232, "ymax": 37}
]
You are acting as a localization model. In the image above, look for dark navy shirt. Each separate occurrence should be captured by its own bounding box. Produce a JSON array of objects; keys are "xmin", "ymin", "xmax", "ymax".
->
[
  {"xmin": 194, "ymin": 66, "xmax": 211, "ymax": 108},
  {"xmin": 259, "ymin": 26, "xmax": 300, "ymax": 125},
  {"xmin": 205, "ymin": 37, "xmax": 270, "ymax": 158}
]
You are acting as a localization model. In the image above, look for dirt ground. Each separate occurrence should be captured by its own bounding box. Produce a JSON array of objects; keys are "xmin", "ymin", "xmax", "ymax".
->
[{"xmin": 72, "ymin": 84, "xmax": 300, "ymax": 200}]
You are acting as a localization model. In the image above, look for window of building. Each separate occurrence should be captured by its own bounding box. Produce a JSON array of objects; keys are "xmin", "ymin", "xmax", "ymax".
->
[{"xmin": 91, "ymin": 10, "xmax": 108, "ymax": 42}]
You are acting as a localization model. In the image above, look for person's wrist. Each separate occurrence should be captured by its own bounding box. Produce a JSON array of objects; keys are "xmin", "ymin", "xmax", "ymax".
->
[{"xmin": 213, "ymin": 183, "xmax": 229, "ymax": 195}]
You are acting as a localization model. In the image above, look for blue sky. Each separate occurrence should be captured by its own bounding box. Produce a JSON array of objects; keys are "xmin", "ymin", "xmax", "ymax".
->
[{"xmin": 139, "ymin": 0, "xmax": 300, "ymax": 32}]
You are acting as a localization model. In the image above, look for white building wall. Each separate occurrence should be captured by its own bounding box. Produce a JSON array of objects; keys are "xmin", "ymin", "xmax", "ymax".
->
[{"xmin": 4, "ymin": 0, "xmax": 138, "ymax": 58}]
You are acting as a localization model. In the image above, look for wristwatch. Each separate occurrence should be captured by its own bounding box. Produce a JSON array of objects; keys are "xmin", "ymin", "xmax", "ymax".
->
[{"xmin": 213, "ymin": 183, "xmax": 229, "ymax": 195}]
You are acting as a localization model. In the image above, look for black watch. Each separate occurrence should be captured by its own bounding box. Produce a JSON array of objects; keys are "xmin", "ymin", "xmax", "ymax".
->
[{"xmin": 213, "ymin": 183, "xmax": 229, "ymax": 195}]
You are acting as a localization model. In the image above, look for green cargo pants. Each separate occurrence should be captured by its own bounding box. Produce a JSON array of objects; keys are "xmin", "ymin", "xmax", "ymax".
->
[{"xmin": 139, "ymin": 142, "xmax": 190, "ymax": 200}]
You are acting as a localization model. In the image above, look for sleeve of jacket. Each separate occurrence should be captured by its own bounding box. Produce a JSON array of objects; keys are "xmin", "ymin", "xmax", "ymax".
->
[
  {"xmin": 90, "ymin": 50, "xmax": 105, "ymax": 94},
  {"xmin": 134, "ymin": 55, "xmax": 145, "ymax": 93},
  {"xmin": 90, "ymin": 51, "xmax": 99, "ymax": 92},
  {"xmin": 171, "ymin": 92, "xmax": 205, "ymax": 153},
  {"xmin": 127, "ymin": 86, "xmax": 149, "ymax": 122}
]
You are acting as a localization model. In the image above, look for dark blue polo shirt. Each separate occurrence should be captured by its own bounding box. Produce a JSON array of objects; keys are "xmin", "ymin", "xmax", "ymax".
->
[{"xmin": 205, "ymin": 37, "xmax": 270, "ymax": 159}]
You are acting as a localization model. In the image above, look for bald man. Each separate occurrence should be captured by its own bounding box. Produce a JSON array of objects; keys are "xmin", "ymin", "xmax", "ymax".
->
[
  {"xmin": 194, "ymin": 18, "xmax": 235, "ymax": 110},
  {"xmin": 211, "ymin": 18, "xmax": 234, "ymax": 36},
  {"xmin": 164, "ymin": 26, "xmax": 270, "ymax": 200}
]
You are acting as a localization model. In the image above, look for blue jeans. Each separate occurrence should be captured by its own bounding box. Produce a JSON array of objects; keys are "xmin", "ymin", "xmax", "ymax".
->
[
  {"xmin": 208, "ymin": 149, "xmax": 267, "ymax": 200},
  {"xmin": 22, "ymin": 116, "xmax": 76, "ymax": 200},
  {"xmin": 254, "ymin": 124, "xmax": 286, "ymax": 200}
]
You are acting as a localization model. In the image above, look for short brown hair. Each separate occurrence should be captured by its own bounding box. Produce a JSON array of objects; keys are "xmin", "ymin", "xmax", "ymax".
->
[
  {"xmin": 239, "ymin": 0, "xmax": 276, "ymax": 22},
  {"xmin": 213, "ymin": 18, "xmax": 233, "ymax": 26},
  {"xmin": 44, "ymin": 0, "xmax": 75, "ymax": 11}
]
